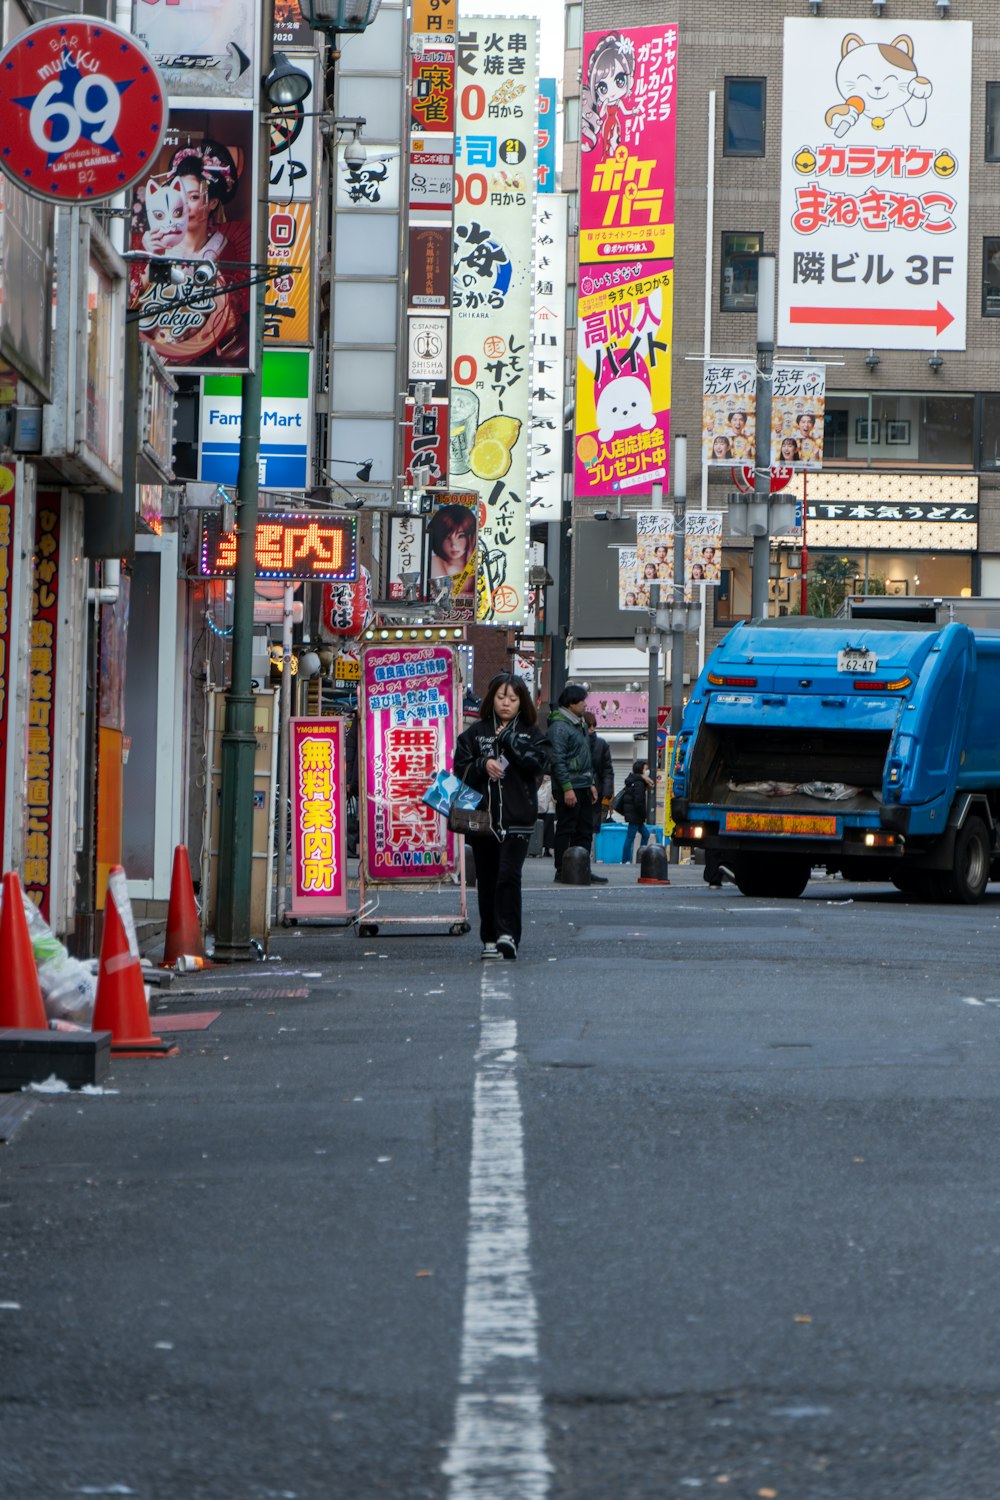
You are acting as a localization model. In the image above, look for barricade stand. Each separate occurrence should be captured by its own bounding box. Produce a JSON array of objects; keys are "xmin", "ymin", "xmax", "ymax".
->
[{"xmin": 354, "ymin": 630, "xmax": 470, "ymax": 938}]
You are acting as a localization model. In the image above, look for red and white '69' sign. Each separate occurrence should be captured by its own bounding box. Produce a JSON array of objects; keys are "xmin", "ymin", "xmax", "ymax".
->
[{"xmin": 0, "ymin": 19, "xmax": 166, "ymax": 204}]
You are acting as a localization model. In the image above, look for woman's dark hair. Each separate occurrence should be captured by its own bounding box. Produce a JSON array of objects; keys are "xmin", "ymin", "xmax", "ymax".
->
[
  {"xmin": 632, "ymin": 758, "xmax": 648, "ymax": 774},
  {"xmin": 480, "ymin": 671, "xmax": 537, "ymax": 725},
  {"xmin": 168, "ymin": 140, "xmax": 240, "ymax": 204},
  {"xmin": 428, "ymin": 504, "xmax": 476, "ymax": 560},
  {"xmin": 558, "ymin": 683, "xmax": 587, "ymax": 708}
]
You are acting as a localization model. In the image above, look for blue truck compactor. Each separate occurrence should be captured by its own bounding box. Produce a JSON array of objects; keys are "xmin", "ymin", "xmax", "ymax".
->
[{"xmin": 669, "ymin": 617, "xmax": 1000, "ymax": 902}]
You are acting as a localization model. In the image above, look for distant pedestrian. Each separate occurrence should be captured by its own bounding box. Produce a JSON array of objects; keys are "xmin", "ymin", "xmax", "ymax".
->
[
  {"xmin": 547, "ymin": 684, "xmax": 603, "ymax": 882},
  {"xmin": 619, "ymin": 759, "xmax": 655, "ymax": 863},
  {"xmin": 536, "ymin": 775, "xmax": 555, "ymax": 857},
  {"xmin": 453, "ymin": 671, "xmax": 550, "ymax": 961},
  {"xmin": 583, "ymin": 711, "xmax": 615, "ymax": 836}
]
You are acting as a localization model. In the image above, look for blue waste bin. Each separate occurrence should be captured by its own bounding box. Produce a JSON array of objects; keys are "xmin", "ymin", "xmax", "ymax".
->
[{"xmin": 595, "ymin": 823, "xmax": 663, "ymax": 863}]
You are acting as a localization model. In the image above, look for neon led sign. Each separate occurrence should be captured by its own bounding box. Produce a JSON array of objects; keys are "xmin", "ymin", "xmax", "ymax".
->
[{"xmin": 198, "ymin": 513, "xmax": 358, "ymax": 582}]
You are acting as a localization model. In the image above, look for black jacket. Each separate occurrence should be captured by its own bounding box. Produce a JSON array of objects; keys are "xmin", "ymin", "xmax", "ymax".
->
[
  {"xmin": 453, "ymin": 718, "xmax": 551, "ymax": 834},
  {"xmin": 620, "ymin": 770, "xmax": 651, "ymax": 823},
  {"xmin": 590, "ymin": 733, "xmax": 614, "ymax": 800}
]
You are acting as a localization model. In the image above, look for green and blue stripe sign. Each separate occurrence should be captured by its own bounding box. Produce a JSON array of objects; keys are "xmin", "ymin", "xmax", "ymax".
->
[{"xmin": 199, "ymin": 351, "xmax": 311, "ymax": 490}]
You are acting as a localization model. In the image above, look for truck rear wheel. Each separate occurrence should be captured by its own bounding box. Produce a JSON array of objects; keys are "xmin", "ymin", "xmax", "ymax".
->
[
  {"xmin": 734, "ymin": 857, "xmax": 811, "ymax": 900},
  {"xmin": 947, "ymin": 817, "xmax": 991, "ymax": 904}
]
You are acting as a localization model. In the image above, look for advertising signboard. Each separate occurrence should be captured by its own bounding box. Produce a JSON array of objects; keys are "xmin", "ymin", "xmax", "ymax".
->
[
  {"xmin": 451, "ymin": 17, "xmax": 537, "ymax": 624},
  {"xmin": 360, "ymin": 641, "xmax": 460, "ymax": 883},
  {"xmin": 197, "ymin": 512, "xmax": 357, "ymax": 583},
  {"xmin": 411, "ymin": 0, "xmax": 456, "ymax": 47},
  {"xmin": 289, "ymin": 718, "xmax": 349, "ymax": 918},
  {"xmin": 702, "ymin": 359, "xmax": 757, "ymax": 467},
  {"xmin": 129, "ymin": 109, "xmax": 255, "ymax": 373},
  {"xmin": 528, "ymin": 194, "xmax": 566, "ymax": 520},
  {"xmin": 537, "ymin": 79, "xmax": 557, "ymax": 192},
  {"xmin": 579, "ymin": 24, "xmax": 678, "ymax": 265},
  {"xmin": 131, "ymin": 0, "xmax": 257, "ymax": 101},
  {"xmin": 408, "ymin": 144, "xmax": 455, "ymax": 213},
  {"xmin": 410, "ymin": 52, "xmax": 455, "ymax": 133},
  {"xmin": 265, "ymin": 203, "xmax": 312, "ymax": 345},
  {"xmin": 770, "ymin": 362, "xmax": 825, "ymax": 468},
  {"xmin": 25, "ymin": 494, "xmax": 60, "ymax": 920},
  {"xmin": 0, "ymin": 466, "xmax": 15, "ymax": 864},
  {"xmin": 778, "ymin": 18, "xmax": 972, "ymax": 350},
  {"xmin": 199, "ymin": 350, "xmax": 311, "ymax": 489},
  {"xmin": 268, "ymin": 58, "xmax": 318, "ymax": 203},
  {"xmin": 0, "ymin": 19, "xmax": 167, "ymax": 204}
]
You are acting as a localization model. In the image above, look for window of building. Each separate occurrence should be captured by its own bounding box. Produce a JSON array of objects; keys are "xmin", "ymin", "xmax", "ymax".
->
[
  {"xmin": 565, "ymin": 3, "xmax": 583, "ymax": 50},
  {"xmin": 987, "ymin": 84, "xmax": 1000, "ymax": 160},
  {"xmin": 723, "ymin": 78, "xmax": 766, "ymax": 157},
  {"xmin": 983, "ymin": 237, "xmax": 1000, "ymax": 316},
  {"xmin": 825, "ymin": 392, "xmax": 974, "ymax": 468},
  {"xmin": 720, "ymin": 232, "xmax": 762, "ymax": 311},
  {"xmin": 565, "ymin": 95, "xmax": 581, "ymax": 144},
  {"xmin": 980, "ymin": 394, "xmax": 1000, "ymax": 468}
]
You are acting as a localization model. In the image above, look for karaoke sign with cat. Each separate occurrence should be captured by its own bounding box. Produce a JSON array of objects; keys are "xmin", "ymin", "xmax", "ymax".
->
[{"xmin": 778, "ymin": 18, "xmax": 972, "ymax": 351}]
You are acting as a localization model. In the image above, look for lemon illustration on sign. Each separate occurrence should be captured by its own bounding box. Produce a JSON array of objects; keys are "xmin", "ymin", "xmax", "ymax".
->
[
  {"xmin": 793, "ymin": 145, "xmax": 817, "ymax": 174},
  {"xmin": 469, "ymin": 414, "xmax": 521, "ymax": 480},
  {"xmin": 0, "ymin": 466, "xmax": 13, "ymax": 500},
  {"xmin": 934, "ymin": 149, "xmax": 957, "ymax": 178}
]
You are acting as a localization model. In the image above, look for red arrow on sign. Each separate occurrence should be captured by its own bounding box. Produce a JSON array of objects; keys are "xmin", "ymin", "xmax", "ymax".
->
[{"xmin": 789, "ymin": 301, "xmax": 954, "ymax": 336}]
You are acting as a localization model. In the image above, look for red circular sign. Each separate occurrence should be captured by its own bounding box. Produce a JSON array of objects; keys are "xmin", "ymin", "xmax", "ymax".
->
[{"xmin": 0, "ymin": 19, "xmax": 166, "ymax": 204}]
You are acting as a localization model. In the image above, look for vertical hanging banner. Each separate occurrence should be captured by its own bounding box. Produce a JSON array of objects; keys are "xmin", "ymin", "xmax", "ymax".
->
[
  {"xmin": 411, "ymin": 51, "xmax": 455, "ymax": 133},
  {"xmin": 25, "ymin": 494, "xmax": 60, "ymax": 919},
  {"xmin": 411, "ymin": 0, "xmax": 457, "ymax": 47},
  {"xmin": 702, "ymin": 359, "xmax": 757, "ymax": 466},
  {"xmin": 576, "ymin": 25, "xmax": 678, "ymax": 499},
  {"xmin": 265, "ymin": 203, "xmax": 313, "ymax": 345},
  {"xmin": 778, "ymin": 19, "xmax": 972, "ymax": 351},
  {"xmin": 289, "ymin": 718, "xmax": 348, "ymax": 918},
  {"xmin": 360, "ymin": 641, "xmax": 460, "ymax": 883},
  {"xmin": 0, "ymin": 465, "xmax": 15, "ymax": 862},
  {"xmin": 452, "ymin": 17, "xmax": 538, "ymax": 625},
  {"xmin": 684, "ymin": 511, "xmax": 723, "ymax": 587},
  {"xmin": 769, "ymin": 362, "xmax": 825, "ymax": 468},
  {"xmin": 128, "ymin": 109, "xmax": 256, "ymax": 373},
  {"xmin": 537, "ymin": 79, "xmax": 557, "ymax": 192},
  {"xmin": 528, "ymin": 194, "xmax": 567, "ymax": 520}
]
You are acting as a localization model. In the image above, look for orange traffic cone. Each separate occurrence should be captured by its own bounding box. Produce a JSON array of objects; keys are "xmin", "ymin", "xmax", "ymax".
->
[
  {"xmin": 93, "ymin": 868, "xmax": 175, "ymax": 1056},
  {"xmin": 0, "ymin": 871, "xmax": 48, "ymax": 1030},
  {"xmin": 160, "ymin": 845, "xmax": 209, "ymax": 970}
]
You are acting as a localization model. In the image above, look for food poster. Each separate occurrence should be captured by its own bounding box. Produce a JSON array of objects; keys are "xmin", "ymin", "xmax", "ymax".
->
[
  {"xmin": 360, "ymin": 642, "xmax": 460, "ymax": 883},
  {"xmin": 769, "ymin": 361, "xmax": 825, "ymax": 468},
  {"xmin": 289, "ymin": 718, "xmax": 348, "ymax": 918},
  {"xmin": 128, "ymin": 109, "xmax": 255, "ymax": 373},
  {"xmin": 575, "ymin": 260, "xmax": 672, "ymax": 498},
  {"xmin": 451, "ymin": 17, "xmax": 538, "ymax": 626},
  {"xmin": 579, "ymin": 24, "xmax": 678, "ymax": 265},
  {"xmin": 702, "ymin": 359, "xmax": 757, "ymax": 467}
]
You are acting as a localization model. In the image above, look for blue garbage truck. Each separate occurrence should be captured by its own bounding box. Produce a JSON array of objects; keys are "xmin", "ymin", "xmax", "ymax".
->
[{"xmin": 669, "ymin": 617, "xmax": 1000, "ymax": 902}]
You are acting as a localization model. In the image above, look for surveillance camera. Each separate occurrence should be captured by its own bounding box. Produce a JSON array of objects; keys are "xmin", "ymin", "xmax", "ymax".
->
[
  {"xmin": 593, "ymin": 510, "xmax": 610, "ymax": 521},
  {"xmin": 168, "ymin": 261, "xmax": 186, "ymax": 286},
  {"xmin": 193, "ymin": 261, "xmax": 216, "ymax": 285}
]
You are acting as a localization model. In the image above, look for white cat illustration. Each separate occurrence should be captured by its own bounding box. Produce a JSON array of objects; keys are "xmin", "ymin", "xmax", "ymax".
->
[
  {"xmin": 596, "ymin": 373, "xmax": 656, "ymax": 443},
  {"xmin": 825, "ymin": 33, "xmax": 932, "ymax": 138},
  {"xmin": 142, "ymin": 176, "xmax": 188, "ymax": 252}
]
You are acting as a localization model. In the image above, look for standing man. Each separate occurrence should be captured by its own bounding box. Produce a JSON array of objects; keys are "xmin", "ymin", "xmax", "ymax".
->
[{"xmin": 547, "ymin": 684, "xmax": 601, "ymax": 882}]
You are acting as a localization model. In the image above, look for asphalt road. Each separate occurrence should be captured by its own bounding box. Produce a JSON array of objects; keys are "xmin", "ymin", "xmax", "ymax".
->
[{"xmin": 4, "ymin": 860, "xmax": 1000, "ymax": 1499}]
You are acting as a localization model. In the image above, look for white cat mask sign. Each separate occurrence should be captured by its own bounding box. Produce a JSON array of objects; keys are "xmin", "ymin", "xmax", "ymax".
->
[{"xmin": 778, "ymin": 18, "xmax": 972, "ymax": 351}]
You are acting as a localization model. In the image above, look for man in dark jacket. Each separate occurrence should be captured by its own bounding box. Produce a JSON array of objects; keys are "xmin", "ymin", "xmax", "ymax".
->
[{"xmin": 547, "ymin": 683, "xmax": 601, "ymax": 881}]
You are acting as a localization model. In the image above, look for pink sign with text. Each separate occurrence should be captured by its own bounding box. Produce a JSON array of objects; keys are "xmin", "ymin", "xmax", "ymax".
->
[{"xmin": 289, "ymin": 718, "xmax": 348, "ymax": 917}]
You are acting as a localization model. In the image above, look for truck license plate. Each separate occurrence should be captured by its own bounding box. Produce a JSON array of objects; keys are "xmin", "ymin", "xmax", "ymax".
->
[
  {"xmin": 725, "ymin": 812, "xmax": 838, "ymax": 836},
  {"xmin": 837, "ymin": 649, "xmax": 878, "ymax": 674}
]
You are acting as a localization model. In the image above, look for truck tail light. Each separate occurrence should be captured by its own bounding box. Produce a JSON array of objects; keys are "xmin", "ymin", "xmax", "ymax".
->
[
  {"xmin": 853, "ymin": 676, "xmax": 911, "ymax": 692},
  {"xmin": 673, "ymin": 822, "xmax": 704, "ymax": 841},
  {"xmin": 707, "ymin": 672, "xmax": 758, "ymax": 687},
  {"xmin": 864, "ymin": 831, "xmax": 898, "ymax": 848}
]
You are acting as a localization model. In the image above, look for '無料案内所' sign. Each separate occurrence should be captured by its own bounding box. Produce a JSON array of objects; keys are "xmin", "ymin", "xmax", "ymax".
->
[{"xmin": 290, "ymin": 718, "xmax": 349, "ymax": 918}]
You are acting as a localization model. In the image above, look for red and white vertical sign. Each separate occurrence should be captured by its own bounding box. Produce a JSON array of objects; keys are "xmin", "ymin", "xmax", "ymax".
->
[{"xmin": 289, "ymin": 718, "xmax": 348, "ymax": 917}]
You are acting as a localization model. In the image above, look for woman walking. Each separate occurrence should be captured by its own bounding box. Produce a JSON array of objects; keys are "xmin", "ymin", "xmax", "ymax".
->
[
  {"xmin": 620, "ymin": 759, "xmax": 655, "ymax": 864},
  {"xmin": 453, "ymin": 672, "xmax": 550, "ymax": 961}
]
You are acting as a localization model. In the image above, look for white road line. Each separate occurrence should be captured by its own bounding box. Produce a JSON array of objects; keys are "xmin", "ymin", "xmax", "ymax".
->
[{"xmin": 442, "ymin": 969, "xmax": 551, "ymax": 1500}]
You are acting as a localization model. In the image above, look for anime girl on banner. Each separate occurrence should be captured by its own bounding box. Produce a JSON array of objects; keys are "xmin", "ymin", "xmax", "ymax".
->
[
  {"xmin": 129, "ymin": 113, "xmax": 254, "ymax": 373},
  {"xmin": 575, "ymin": 262, "xmax": 673, "ymax": 499}
]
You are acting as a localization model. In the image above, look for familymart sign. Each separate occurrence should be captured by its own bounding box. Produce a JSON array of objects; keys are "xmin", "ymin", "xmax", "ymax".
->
[{"xmin": 199, "ymin": 350, "xmax": 311, "ymax": 490}]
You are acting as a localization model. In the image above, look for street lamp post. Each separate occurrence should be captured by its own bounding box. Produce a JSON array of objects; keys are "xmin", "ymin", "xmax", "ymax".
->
[{"xmin": 750, "ymin": 254, "xmax": 776, "ymax": 619}]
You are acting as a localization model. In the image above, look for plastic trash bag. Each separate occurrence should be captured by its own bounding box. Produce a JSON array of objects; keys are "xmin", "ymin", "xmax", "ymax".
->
[{"xmin": 2, "ymin": 884, "xmax": 96, "ymax": 1024}]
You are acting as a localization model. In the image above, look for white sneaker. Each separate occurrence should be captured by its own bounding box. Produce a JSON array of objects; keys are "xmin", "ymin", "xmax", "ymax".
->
[
  {"xmin": 496, "ymin": 934, "xmax": 517, "ymax": 961},
  {"xmin": 481, "ymin": 942, "xmax": 499, "ymax": 960}
]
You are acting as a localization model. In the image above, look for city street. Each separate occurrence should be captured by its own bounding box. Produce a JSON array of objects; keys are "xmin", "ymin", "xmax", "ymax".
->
[{"xmin": 4, "ymin": 860, "xmax": 1000, "ymax": 1499}]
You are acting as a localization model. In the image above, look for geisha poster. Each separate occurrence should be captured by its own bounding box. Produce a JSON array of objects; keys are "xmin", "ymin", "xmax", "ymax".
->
[
  {"xmin": 574, "ymin": 261, "xmax": 672, "ymax": 498},
  {"xmin": 128, "ymin": 109, "xmax": 256, "ymax": 374},
  {"xmin": 579, "ymin": 24, "xmax": 678, "ymax": 266},
  {"xmin": 360, "ymin": 642, "xmax": 460, "ymax": 883}
]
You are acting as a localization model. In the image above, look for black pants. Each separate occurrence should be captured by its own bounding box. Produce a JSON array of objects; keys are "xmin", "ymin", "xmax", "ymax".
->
[
  {"xmin": 553, "ymin": 791, "xmax": 593, "ymax": 872},
  {"xmin": 468, "ymin": 833, "xmax": 529, "ymax": 945},
  {"xmin": 540, "ymin": 812, "xmax": 555, "ymax": 854}
]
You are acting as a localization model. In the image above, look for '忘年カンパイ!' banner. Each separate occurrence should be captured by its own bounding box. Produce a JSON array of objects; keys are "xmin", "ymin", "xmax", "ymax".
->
[
  {"xmin": 579, "ymin": 24, "xmax": 678, "ymax": 265},
  {"xmin": 575, "ymin": 260, "xmax": 672, "ymax": 498}
]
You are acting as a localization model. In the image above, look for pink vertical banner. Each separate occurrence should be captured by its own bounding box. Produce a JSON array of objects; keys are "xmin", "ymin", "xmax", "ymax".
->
[
  {"xmin": 579, "ymin": 24, "xmax": 678, "ymax": 266},
  {"xmin": 361, "ymin": 641, "xmax": 459, "ymax": 883},
  {"xmin": 289, "ymin": 718, "xmax": 348, "ymax": 918}
]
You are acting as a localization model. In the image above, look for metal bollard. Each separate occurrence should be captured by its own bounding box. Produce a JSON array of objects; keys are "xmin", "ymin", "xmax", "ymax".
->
[
  {"xmin": 561, "ymin": 846, "xmax": 592, "ymax": 885},
  {"xmin": 638, "ymin": 843, "xmax": 671, "ymax": 884}
]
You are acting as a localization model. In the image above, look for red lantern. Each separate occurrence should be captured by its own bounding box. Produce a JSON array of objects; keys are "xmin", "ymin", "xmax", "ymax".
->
[{"xmin": 320, "ymin": 565, "xmax": 371, "ymax": 638}]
